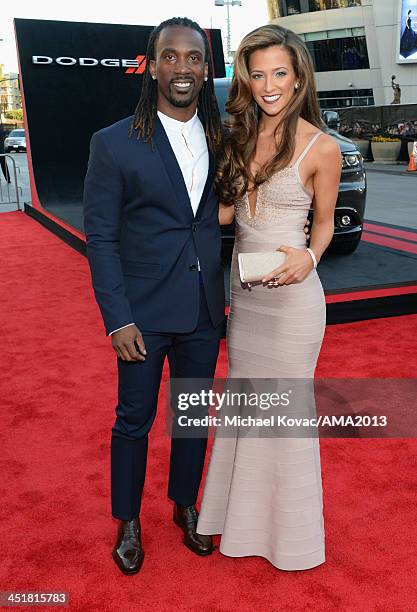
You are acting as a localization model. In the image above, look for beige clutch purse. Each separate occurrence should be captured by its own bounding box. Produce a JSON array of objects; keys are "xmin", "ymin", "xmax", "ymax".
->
[{"xmin": 238, "ymin": 251, "xmax": 287, "ymax": 283}]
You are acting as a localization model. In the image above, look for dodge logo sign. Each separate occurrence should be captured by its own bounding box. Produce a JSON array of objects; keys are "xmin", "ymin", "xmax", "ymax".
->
[{"xmin": 32, "ymin": 55, "xmax": 147, "ymax": 72}]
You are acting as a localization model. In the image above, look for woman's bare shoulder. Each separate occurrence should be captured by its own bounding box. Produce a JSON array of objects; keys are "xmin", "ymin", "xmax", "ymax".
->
[
  {"xmin": 315, "ymin": 132, "xmax": 341, "ymax": 159},
  {"xmin": 312, "ymin": 133, "xmax": 342, "ymax": 178},
  {"xmin": 296, "ymin": 119, "xmax": 339, "ymax": 161}
]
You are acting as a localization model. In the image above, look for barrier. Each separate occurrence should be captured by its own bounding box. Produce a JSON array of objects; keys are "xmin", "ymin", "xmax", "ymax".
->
[
  {"xmin": 334, "ymin": 104, "xmax": 417, "ymax": 162},
  {"xmin": 0, "ymin": 154, "xmax": 22, "ymax": 210}
]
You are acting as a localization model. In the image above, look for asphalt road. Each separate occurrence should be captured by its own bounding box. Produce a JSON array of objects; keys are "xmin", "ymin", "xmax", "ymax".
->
[
  {"xmin": 1, "ymin": 153, "xmax": 415, "ymax": 231},
  {"xmin": 364, "ymin": 170, "xmax": 417, "ymax": 229}
]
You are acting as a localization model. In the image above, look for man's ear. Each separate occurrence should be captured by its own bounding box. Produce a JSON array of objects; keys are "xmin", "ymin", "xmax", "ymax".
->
[{"xmin": 149, "ymin": 59, "xmax": 156, "ymax": 80}]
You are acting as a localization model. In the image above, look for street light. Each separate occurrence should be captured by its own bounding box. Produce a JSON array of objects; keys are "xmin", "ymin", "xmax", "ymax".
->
[{"xmin": 214, "ymin": 0, "xmax": 242, "ymax": 64}]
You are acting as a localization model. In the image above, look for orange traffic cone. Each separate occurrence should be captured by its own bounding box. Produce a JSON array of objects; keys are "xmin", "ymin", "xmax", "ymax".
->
[{"xmin": 407, "ymin": 150, "xmax": 416, "ymax": 172}]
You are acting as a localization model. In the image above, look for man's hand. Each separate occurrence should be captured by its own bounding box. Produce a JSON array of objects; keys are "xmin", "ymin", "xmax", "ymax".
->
[
  {"xmin": 111, "ymin": 325, "xmax": 147, "ymax": 362},
  {"xmin": 304, "ymin": 217, "xmax": 311, "ymax": 242}
]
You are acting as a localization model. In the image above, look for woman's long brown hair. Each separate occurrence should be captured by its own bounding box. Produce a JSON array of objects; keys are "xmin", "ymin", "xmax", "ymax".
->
[{"xmin": 216, "ymin": 24, "xmax": 323, "ymax": 203}]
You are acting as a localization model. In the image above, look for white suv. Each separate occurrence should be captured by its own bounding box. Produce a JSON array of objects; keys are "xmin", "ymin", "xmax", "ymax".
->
[{"xmin": 4, "ymin": 129, "xmax": 26, "ymax": 153}]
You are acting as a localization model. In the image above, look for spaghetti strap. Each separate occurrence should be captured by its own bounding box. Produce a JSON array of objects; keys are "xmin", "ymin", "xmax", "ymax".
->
[{"xmin": 294, "ymin": 132, "xmax": 323, "ymax": 167}]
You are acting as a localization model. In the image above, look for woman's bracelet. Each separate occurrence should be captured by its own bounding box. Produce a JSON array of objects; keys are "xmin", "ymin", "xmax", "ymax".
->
[{"xmin": 306, "ymin": 247, "xmax": 318, "ymax": 269}]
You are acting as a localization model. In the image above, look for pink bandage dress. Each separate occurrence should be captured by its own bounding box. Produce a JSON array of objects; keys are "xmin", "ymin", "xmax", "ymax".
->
[{"xmin": 197, "ymin": 132, "xmax": 327, "ymax": 571}]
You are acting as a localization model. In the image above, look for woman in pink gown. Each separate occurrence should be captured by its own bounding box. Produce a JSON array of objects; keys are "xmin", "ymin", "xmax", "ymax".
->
[{"xmin": 197, "ymin": 25, "xmax": 341, "ymax": 570}]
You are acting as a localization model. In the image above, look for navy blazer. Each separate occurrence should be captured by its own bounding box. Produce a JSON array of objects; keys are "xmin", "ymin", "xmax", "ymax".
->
[{"xmin": 83, "ymin": 115, "xmax": 225, "ymax": 336}]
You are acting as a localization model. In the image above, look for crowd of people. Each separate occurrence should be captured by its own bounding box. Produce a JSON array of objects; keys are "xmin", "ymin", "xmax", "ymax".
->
[{"xmin": 338, "ymin": 119, "xmax": 417, "ymax": 139}]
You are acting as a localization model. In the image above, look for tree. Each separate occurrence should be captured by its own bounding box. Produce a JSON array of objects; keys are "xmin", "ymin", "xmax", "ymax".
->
[{"xmin": 4, "ymin": 109, "xmax": 23, "ymax": 120}]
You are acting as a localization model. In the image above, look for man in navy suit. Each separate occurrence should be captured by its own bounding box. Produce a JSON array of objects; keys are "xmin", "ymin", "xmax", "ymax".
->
[{"xmin": 83, "ymin": 17, "xmax": 225, "ymax": 574}]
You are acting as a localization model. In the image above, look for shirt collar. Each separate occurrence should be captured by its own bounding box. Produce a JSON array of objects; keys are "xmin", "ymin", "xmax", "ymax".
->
[{"xmin": 157, "ymin": 109, "xmax": 199, "ymax": 134}]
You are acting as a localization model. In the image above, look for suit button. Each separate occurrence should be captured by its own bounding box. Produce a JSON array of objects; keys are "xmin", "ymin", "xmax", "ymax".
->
[
  {"xmin": 192, "ymin": 223, "xmax": 197, "ymax": 232},
  {"xmin": 189, "ymin": 265, "xmax": 197, "ymax": 271}
]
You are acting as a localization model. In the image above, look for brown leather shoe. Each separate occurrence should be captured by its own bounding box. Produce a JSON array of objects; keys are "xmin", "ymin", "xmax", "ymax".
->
[
  {"xmin": 112, "ymin": 518, "xmax": 144, "ymax": 575},
  {"xmin": 173, "ymin": 504, "xmax": 213, "ymax": 556}
]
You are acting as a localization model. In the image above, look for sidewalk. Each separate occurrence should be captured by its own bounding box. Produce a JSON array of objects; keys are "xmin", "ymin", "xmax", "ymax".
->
[
  {"xmin": 0, "ymin": 153, "xmax": 31, "ymax": 213},
  {"xmin": 364, "ymin": 161, "xmax": 417, "ymax": 176}
]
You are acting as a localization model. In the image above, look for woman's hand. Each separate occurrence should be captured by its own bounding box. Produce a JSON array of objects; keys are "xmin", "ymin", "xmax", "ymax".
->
[{"xmin": 261, "ymin": 245, "xmax": 314, "ymax": 287}]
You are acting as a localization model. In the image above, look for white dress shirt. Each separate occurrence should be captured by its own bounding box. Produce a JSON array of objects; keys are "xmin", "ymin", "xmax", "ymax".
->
[
  {"xmin": 109, "ymin": 110, "xmax": 209, "ymax": 336},
  {"xmin": 157, "ymin": 110, "xmax": 209, "ymax": 216}
]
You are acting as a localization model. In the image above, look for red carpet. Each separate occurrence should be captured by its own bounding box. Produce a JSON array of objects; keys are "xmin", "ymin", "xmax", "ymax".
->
[
  {"xmin": 1, "ymin": 211, "xmax": 416, "ymax": 611},
  {"xmin": 363, "ymin": 220, "xmax": 417, "ymax": 254}
]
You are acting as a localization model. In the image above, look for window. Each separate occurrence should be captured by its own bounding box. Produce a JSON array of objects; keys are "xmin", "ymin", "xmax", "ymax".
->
[
  {"xmin": 303, "ymin": 27, "xmax": 365, "ymax": 42},
  {"xmin": 286, "ymin": 0, "xmax": 301, "ymax": 14},
  {"xmin": 276, "ymin": 0, "xmax": 361, "ymax": 15},
  {"xmin": 318, "ymin": 88, "xmax": 374, "ymax": 108},
  {"xmin": 308, "ymin": 0, "xmax": 361, "ymax": 10},
  {"xmin": 306, "ymin": 35, "xmax": 369, "ymax": 71},
  {"xmin": 305, "ymin": 31, "xmax": 328, "ymax": 41}
]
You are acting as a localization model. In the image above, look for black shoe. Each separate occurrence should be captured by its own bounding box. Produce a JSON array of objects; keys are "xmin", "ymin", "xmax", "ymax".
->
[
  {"xmin": 173, "ymin": 504, "xmax": 213, "ymax": 556},
  {"xmin": 112, "ymin": 518, "xmax": 144, "ymax": 575}
]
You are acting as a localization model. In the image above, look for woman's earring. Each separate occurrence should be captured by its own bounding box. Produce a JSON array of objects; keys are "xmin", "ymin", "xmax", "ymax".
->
[
  {"xmin": 204, "ymin": 77, "xmax": 208, "ymax": 81},
  {"xmin": 151, "ymin": 75, "xmax": 156, "ymax": 80},
  {"xmin": 295, "ymin": 82, "xmax": 300, "ymax": 90}
]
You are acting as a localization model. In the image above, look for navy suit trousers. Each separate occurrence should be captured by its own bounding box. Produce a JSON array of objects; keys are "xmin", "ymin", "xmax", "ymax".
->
[{"xmin": 111, "ymin": 279, "xmax": 222, "ymax": 520}]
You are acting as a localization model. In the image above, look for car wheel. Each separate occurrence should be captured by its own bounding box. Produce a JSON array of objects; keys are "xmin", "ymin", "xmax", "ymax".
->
[{"xmin": 330, "ymin": 235, "xmax": 361, "ymax": 255}]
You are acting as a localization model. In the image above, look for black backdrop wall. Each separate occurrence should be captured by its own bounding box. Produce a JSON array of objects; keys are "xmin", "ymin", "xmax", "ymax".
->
[{"xmin": 14, "ymin": 18, "xmax": 225, "ymax": 231}]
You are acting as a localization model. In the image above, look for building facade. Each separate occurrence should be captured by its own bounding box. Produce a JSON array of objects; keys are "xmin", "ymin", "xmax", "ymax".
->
[
  {"xmin": 0, "ymin": 67, "xmax": 22, "ymax": 113},
  {"xmin": 267, "ymin": 0, "xmax": 417, "ymax": 107}
]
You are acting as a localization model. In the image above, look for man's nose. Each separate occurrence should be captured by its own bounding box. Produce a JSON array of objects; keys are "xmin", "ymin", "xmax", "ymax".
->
[{"xmin": 175, "ymin": 59, "xmax": 191, "ymax": 74}]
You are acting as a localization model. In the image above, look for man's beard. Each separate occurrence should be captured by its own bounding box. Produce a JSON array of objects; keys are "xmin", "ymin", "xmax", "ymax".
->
[
  {"xmin": 168, "ymin": 95, "xmax": 195, "ymax": 108},
  {"xmin": 168, "ymin": 82, "xmax": 198, "ymax": 108}
]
